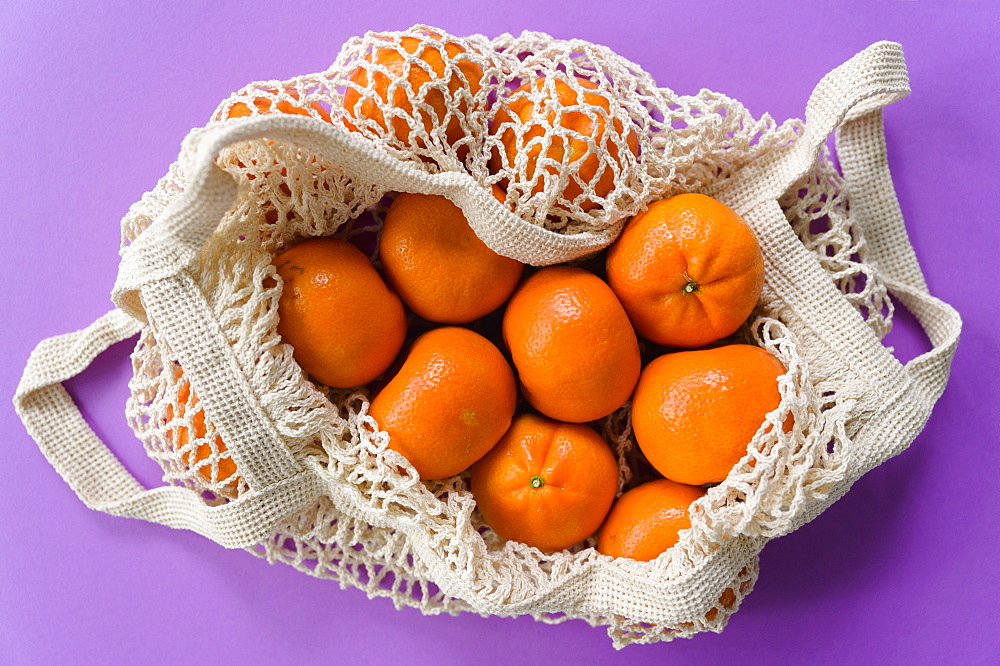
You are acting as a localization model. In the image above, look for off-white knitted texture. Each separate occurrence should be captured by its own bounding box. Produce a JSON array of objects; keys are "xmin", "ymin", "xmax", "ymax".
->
[{"xmin": 14, "ymin": 30, "xmax": 960, "ymax": 647}]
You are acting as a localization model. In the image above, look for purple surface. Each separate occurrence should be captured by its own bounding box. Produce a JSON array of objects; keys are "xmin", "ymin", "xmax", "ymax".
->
[{"xmin": 2, "ymin": 2, "xmax": 997, "ymax": 663}]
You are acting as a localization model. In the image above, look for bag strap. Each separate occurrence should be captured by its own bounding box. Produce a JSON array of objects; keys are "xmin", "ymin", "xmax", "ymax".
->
[
  {"xmin": 707, "ymin": 42, "xmax": 960, "ymax": 494},
  {"xmin": 13, "ymin": 309, "xmax": 327, "ymax": 549}
]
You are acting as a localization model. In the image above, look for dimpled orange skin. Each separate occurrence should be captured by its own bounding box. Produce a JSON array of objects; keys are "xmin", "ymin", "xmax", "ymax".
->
[
  {"xmin": 379, "ymin": 190, "xmax": 524, "ymax": 324},
  {"xmin": 370, "ymin": 326, "xmax": 517, "ymax": 480},
  {"xmin": 225, "ymin": 87, "xmax": 332, "ymax": 122},
  {"xmin": 502, "ymin": 266, "xmax": 641, "ymax": 423},
  {"xmin": 489, "ymin": 76, "xmax": 639, "ymax": 211},
  {"xmin": 631, "ymin": 344, "xmax": 787, "ymax": 486},
  {"xmin": 605, "ymin": 193, "xmax": 764, "ymax": 349},
  {"xmin": 342, "ymin": 32, "xmax": 483, "ymax": 149},
  {"xmin": 596, "ymin": 478, "xmax": 706, "ymax": 561},
  {"xmin": 274, "ymin": 238, "xmax": 407, "ymax": 389},
  {"xmin": 469, "ymin": 413, "xmax": 619, "ymax": 553}
]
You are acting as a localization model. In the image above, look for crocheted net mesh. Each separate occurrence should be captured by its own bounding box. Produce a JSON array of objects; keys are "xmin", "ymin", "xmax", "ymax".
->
[{"xmin": 120, "ymin": 26, "xmax": 894, "ymax": 647}]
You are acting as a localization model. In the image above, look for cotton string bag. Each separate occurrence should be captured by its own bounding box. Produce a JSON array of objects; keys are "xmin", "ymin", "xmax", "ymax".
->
[{"xmin": 15, "ymin": 28, "xmax": 960, "ymax": 647}]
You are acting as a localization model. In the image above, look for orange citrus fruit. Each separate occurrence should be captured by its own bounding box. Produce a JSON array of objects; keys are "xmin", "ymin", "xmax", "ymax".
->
[
  {"xmin": 165, "ymin": 376, "xmax": 239, "ymax": 494},
  {"xmin": 502, "ymin": 266, "xmax": 641, "ymax": 423},
  {"xmin": 370, "ymin": 326, "xmax": 517, "ymax": 480},
  {"xmin": 224, "ymin": 86, "xmax": 331, "ymax": 122},
  {"xmin": 605, "ymin": 193, "xmax": 764, "ymax": 348},
  {"xmin": 489, "ymin": 76, "xmax": 639, "ymax": 211},
  {"xmin": 596, "ymin": 478, "xmax": 705, "ymax": 561},
  {"xmin": 379, "ymin": 190, "xmax": 524, "ymax": 323},
  {"xmin": 470, "ymin": 413, "xmax": 619, "ymax": 553},
  {"xmin": 631, "ymin": 344, "xmax": 787, "ymax": 486},
  {"xmin": 274, "ymin": 238, "xmax": 407, "ymax": 388},
  {"xmin": 342, "ymin": 31, "xmax": 483, "ymax": 151}
]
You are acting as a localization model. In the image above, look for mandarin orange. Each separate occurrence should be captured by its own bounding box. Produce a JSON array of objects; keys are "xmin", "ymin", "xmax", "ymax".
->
[
  {"xmin": 379, "ymin": 190, "xmax": 523, "ymax": 323},
  {"xmin": 370, "ymin": 326, "xmax": 517, "ymax": 480},
  {"xmin": 342, "ymin": 31, "xmax": 483, "ymax": 151},
  {"xmin": 274, "ymin": 238, "xmax": 407, "ymax": 388},
  {"xmin": 596, "ymin": 478, "xmax": 705, "ymax": 561},
  {"xmin": 489, "ymin": 76, "xmax": 638, "ymax": 211},
  {"xmin": 164, "ymin": 377, "xmax": 239, "ymax": 495},
  {"xmin": 470, "ymin": 413, "xmax": 618, "ymax": 553},
  {"xmin": 224, "ymin": 86, "xmax": 331, "ymax": 122},
  {"xmin": 631, "ymin": 344, "xmax": 787, "ymax": 486},
  {"xmin": 606, "ymin": 193, "xmax": 764, "ymax": 348},
  {"xmin": 502, "ymin": 266, "xmax": 640, "ymax": 423}
]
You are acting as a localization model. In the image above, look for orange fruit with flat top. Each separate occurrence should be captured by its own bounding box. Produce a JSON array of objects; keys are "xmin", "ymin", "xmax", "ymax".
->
[
  {"xmin": 274, "ymin": 238, "xmax": 407, "ymax": 388},
  {"xmin": 502, "ymin": 266, "xmax": 641, "ymax": 423},
  {"xmin": 470, "ymin": 413, "xmax": 618, "ymax": 553},
  {"xmin": 370, "ymin": 326, "xmax": 517, "ymax": 480},
  {"xmin": 379, "ymin": 190, "xmax": 523, "ymax": 324},
  {"xmin": 606, "ymin": 193, "xmax": 764, "ymax": 348},
  {"xmin": 596, "ymin": 478, "xmax": 705, "ymax": 561},
  {"xmin": 342, "ymin": 30, "xmax": 483, "ymax": 152},
  {"xmin": 631, "ymin": 344, "xmax": 787, "ymax": 486},
  {"xmin": 490, "ymin": 76, "xmax": 639, "ymax": 211}
]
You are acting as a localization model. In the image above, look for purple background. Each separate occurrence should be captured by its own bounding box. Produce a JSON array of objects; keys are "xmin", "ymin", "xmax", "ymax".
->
[{"xmin": 2, "ymin": 1, "xmax": 997, "ymax": 663}]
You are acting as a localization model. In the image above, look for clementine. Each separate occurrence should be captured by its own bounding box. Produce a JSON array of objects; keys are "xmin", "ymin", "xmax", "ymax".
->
[
  {"xmin": 489, "ymin": 76, "xmax": 639, "ymax": 211},
  {"xmin": 370, "ymin": 326, "xmax": 517, "ymax": 480},
  {"xmin": 606, "ymin": 193, "xmax": 764, "ymax": 348},
  {"xmin": 274, "ymin": 238, "xmax": 407, "ymax": 388},
  {"xmin": 165, "ymin": 377, "xmax": 239, "ymax": 494},
  {"xmin": 379, "ymin": 190, "xmax": 523, "ymax": 323},
  {"xmin": 631, "ymin": 344, "xmax": 787, "ymax": 486},
  {"xmin": 224, "ymin": 86, "xmax": 332, "ymax": 122},
  {"xmin": 596, "ymin": 478, "xmax": 705, "ymax": 561},
  {"xmin": 470, "ymin": 413, "xmax": 618, "ymax": 553},
  {"xmin": 502, "ymin": 266, "xmax": 641, "ymax": 423},
  {"xmin": 342, "ymin": 31, "xmax": 483, "ymax": 151}
]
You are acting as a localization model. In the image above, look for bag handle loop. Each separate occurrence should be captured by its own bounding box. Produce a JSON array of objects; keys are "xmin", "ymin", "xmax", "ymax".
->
[{"xmin": 13, "ymin": 309, "xmax": 327, "ymax": 549}]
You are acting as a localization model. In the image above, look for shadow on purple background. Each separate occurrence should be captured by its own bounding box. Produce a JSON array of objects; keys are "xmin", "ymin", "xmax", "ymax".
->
[{"xmin": 3, "ymin": 1, "xmax": 997, "ymax": 663}]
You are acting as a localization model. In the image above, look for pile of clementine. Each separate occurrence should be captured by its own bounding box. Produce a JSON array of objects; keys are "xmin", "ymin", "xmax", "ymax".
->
[{"xmin": 196, "ymin": 30, "xmax": 790, "ymax": 564}]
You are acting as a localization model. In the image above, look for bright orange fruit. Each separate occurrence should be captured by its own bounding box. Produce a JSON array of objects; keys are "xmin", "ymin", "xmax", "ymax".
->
[
  {"xmin": 490, "ymin": 76, "xmax": 639, "ymax": 211},
  {"xmin": 342, "ymin": 31, "xmax": 483, "ymax": 151},
  {"xmin": 470, "ymin": 413, "xmax": 618, "ymax": 553},
  {"xmin": 370, "ymin": 326, "xmax": 517, "ymax": 480},
  {"xmin": 164, "ymin": 376, "xmax": 239, "ymax": 495},
  {"xmin": 274, "ymin": 238, "xmax": 407, "ymax": 388},
  {"xmin": 379, "ymin": 191, "xmax": 523, "ymax": 324},
  {"xmin": 631, "ymin": 344, "xmax": 787, "ymax": 486},
  {"xmin": 223, "ymin": 86, "xmax": 331, "ymax": 122},
  {"xmin": 502, "ymin": 266, "xmax": 641, "ymax": 423},
  {"xmin": 605, "ymin": 193, "xmax": 764, "ymax": 348},
  {"xmin": 596, "ymin": 478, "xmax": 706, "ymax": 561}
]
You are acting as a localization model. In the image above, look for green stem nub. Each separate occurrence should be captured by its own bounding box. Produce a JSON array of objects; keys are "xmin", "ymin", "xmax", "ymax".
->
[
  {"xmin": 682, "ymin": 273, "xmax": 699, "ymax": 294},
  {"xmin": 529, "ymin": 475, "xmax": 545, "ymax": 489}
]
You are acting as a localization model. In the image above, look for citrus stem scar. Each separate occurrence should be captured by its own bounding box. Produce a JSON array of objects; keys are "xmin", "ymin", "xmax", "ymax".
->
[
  {"xmin": 682, "ymin": 272, "xmax": 699, "ymax": 294},
  {"xmin": 529, "ymin": 475, "xmax": 545, "ymax": 489}
]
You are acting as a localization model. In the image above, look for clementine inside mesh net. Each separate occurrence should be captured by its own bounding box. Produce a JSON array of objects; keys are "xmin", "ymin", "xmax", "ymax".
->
[
  {"xmin": 164, "ymin": 376, "xmax": 238, "ymax": 494},
  {"xmin": 341, "ymin": 31, "xmax": 483, "ymax": 151},
  {"xmin": 596, "ymin": 478, "xmax": 706, "ymax": 561},
  {"xmin": 274, "ymin": 238, "xmax": 407, "ymax": 389},
  {"xmin": 223, "ymin": 86, "xmax": 331, "ymax": 122},
  {"xmin": 502, "ymin": 266, "xmax": 641, "ymax": 423},
  {"xmin": 631, "ymin": 344, "xmax": 787, "ymax": 486},
  {"xmin": 605, "ymin": 193, "xmax": 764, "ymax": 348},
  {"xmin": 379, "ymin": 191, "xmax": 523, "ymax": 324},
  {"xmin": 470, "ymin": 413, "xmax": 618, "ymax": 553},
  {"xmin": 490, "ymin": 75, "xmax": 639, "ymax": 211},
  {"xmin": 370, "ymin": 326, "xmax": 517, "ymax": 480}
]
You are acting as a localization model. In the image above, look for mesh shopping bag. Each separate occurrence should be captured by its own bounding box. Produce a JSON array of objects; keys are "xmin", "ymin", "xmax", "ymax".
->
[{"xmin": 15, "ymin": 28, "xmax": 960, "ymax": 647}]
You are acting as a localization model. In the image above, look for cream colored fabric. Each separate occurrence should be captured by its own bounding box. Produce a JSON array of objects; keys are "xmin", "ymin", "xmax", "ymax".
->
[{"xmin": 14, "ymin": 29, "xmax": 960, "ymax": 647}]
